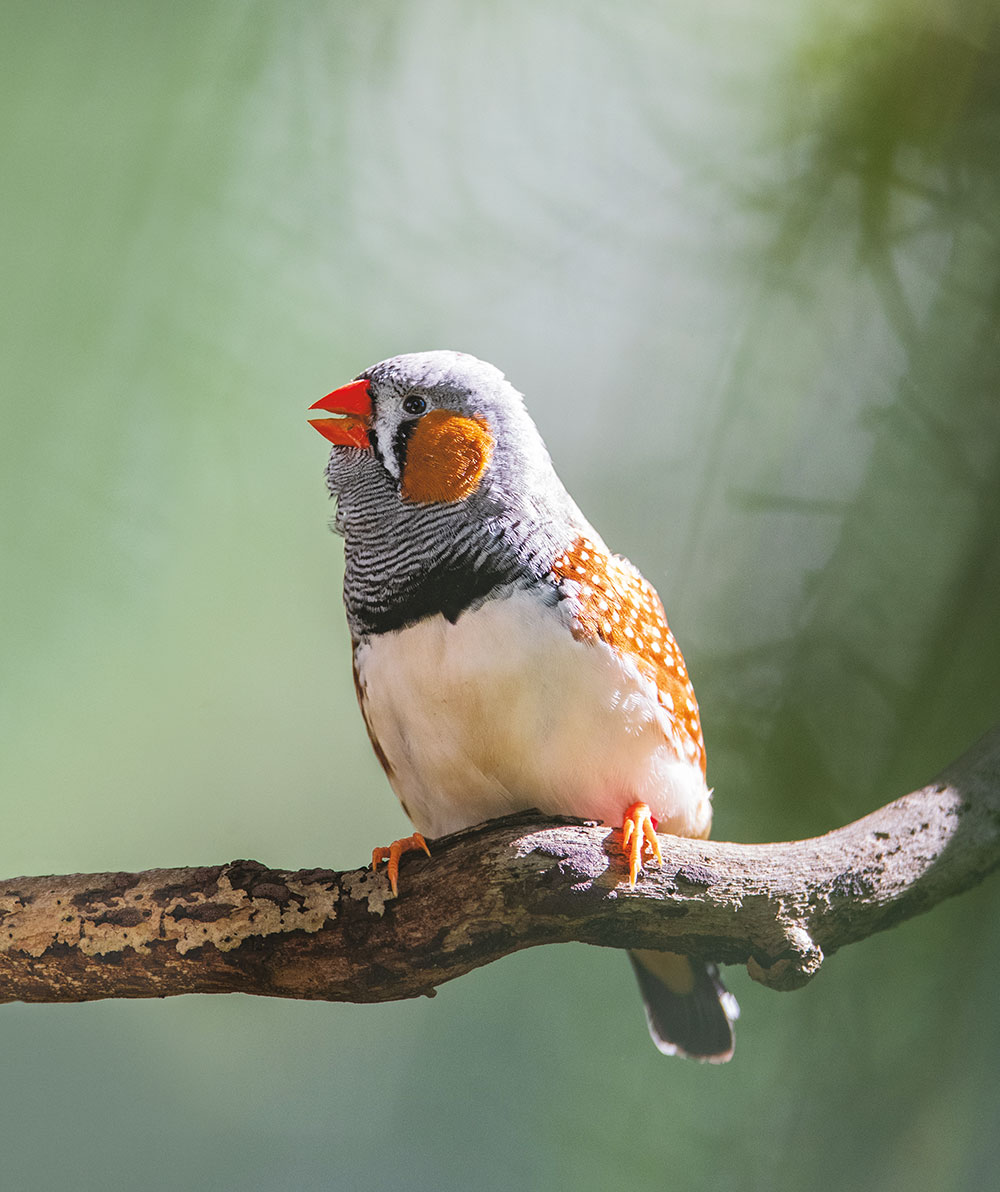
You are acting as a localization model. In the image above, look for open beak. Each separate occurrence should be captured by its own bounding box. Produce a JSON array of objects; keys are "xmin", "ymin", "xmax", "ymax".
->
[{"xmin": 308, "ymin": 379, "xmax": 372, "ymax": 449}]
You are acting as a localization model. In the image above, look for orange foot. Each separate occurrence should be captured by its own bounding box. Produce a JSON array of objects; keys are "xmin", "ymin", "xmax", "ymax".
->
[
  {"xmin": 371, "ymin": 833, "xmax": 431, "ymax": 896},
  {"xmin": 620, "ymin": 802, "xmax": 663, "ymax": 887}
]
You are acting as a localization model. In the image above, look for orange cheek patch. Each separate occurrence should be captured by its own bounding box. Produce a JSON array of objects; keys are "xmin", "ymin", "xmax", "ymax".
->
[{"xmin": 400, "ymin": 409, "xmax": 494, "ymax": 504}]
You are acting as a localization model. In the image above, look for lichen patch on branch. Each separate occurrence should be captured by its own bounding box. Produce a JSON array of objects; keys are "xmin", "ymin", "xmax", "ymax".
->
[{"xmin": 0, "ymin": 861, "xmax": 339, "ymax": 961}]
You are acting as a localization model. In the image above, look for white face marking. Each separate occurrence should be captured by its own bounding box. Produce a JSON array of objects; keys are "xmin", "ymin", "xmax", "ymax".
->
[
  {"xmin": 369, "ymin": 402, "xmax": 406, "ymax": 482},
  {"xmin": 368, "ymin": 384, "xmax": 439, "ymax": 483}
]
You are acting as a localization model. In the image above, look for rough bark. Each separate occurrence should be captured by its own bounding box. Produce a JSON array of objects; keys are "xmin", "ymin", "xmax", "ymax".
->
[{"xmin": 2, "ymin": 725, "xmax": 998, "ymax": 1005}]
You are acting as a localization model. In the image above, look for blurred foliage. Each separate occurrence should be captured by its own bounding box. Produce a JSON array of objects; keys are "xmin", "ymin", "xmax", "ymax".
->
[{"xmin": 1, "ymin": 1, "xmax": 998, "ymax": 1190}]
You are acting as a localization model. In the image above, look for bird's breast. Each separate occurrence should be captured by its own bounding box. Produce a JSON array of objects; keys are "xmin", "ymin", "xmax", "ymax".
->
[{"xmin": 353, "ymin": 586, "xmax": 711, "ymax": 840}]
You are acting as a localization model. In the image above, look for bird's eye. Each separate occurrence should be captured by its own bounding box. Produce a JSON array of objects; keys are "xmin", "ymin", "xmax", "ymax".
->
[{"xmin": 402, "ymin": 394, "xmax": 427, "ymax": 416}]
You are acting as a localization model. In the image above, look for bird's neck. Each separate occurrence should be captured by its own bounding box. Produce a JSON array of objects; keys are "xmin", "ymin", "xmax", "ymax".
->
[{"xmin": 336, "ymin": 479, "xmax": 589, "ymax": 639}]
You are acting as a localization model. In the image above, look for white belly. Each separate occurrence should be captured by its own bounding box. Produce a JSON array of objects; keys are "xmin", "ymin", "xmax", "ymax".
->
[{"xmin": 354, "ymin": 587, "xmax": 712, "ymax": 840}]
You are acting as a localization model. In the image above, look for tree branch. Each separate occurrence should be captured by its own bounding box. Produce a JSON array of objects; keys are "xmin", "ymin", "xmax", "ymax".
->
[{"xmin": 3, "ymin": 726, "xmax": 999, "ymax": 1005}]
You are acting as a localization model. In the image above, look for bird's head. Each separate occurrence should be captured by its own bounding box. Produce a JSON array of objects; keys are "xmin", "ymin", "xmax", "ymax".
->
[
  {"xmin": 309, "ymin": 350, "xmax": 564, "ymax": 513},
  {"xmin": 309, "ymin": 350, "xmax": 600, "ymax": 635}
]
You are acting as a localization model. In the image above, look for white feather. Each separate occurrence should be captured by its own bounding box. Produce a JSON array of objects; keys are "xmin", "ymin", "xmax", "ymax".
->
[{"xmin": 355, "ymin": 587, "xmax": 712, "ymax": 839}]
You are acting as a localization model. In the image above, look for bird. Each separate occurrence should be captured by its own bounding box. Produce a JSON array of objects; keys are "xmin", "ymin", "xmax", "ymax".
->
[{"xmin": 309, "ymin": 349, "xmax": 737, "ymax": 1060}]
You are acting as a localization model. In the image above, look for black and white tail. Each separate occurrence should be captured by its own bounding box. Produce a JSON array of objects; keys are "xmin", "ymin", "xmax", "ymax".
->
[{"xmin": 629, "ymin": 949, "xmax": 738, "ymax": 1062}]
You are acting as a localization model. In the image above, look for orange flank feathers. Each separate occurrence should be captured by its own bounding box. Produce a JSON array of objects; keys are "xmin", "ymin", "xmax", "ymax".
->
[
  {"xmin": 400, "ymin": 410, "xmax": 494, "ymax": 505},
  {"xmin": 552, "ymin": 537, "xmax": 706, "ymax": 775}
]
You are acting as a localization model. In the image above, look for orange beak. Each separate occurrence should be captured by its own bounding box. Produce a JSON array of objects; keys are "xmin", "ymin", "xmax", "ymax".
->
[{"xmin": 308, "ymin": 379, "xmax": 372, "ymax": 449}]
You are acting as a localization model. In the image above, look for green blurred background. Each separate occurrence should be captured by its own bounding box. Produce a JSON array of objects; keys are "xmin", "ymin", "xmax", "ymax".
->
[{"xmin": 3, "ymin": 1, "xmax": 999, "ymax": 1188}]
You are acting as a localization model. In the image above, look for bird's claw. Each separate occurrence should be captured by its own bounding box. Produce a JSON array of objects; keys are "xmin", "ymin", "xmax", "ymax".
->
[
  {"xmin": 620, "ymin": 802, "xmax": 662, "ymax": 887},
  {"xmin": 371, "ymin": 832, "xmax": 431, "ymax": 896}
]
